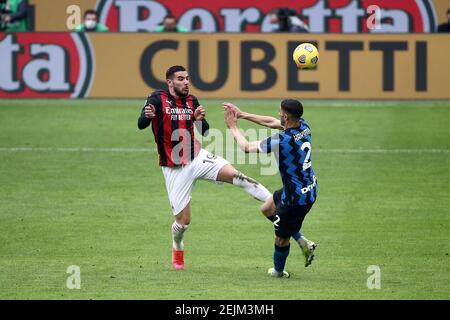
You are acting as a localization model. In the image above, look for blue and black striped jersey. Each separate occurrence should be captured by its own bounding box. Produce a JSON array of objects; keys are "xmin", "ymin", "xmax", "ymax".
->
[{"xmin": 259, "ymin": 119, "xmax": 317, "ymax": 206}]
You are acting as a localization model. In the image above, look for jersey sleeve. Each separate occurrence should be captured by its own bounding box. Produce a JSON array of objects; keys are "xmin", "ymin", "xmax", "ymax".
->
[
  {"xmin": 144, "ymin": 91, "xmax": 161, "ymax": 109},
  {"xmin": 138, "ymin": 91, "xmax": 161, "ymax": 130},
  {"xmin": 258, "ymin": 133, "xmax": 280, "ymax": 153},
  {"xmin": 192, "ymin": 95, "xmax": 210, "ymax": 136},
  {"xmin": 192, "ymin": 96, "xmax": 200, "ymax": 109}
]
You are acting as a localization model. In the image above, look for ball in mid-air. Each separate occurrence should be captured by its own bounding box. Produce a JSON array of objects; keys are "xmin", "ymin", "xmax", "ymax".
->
[{"xmin": 293, "ymin": 43, "xmax": 319, "ymax": 69}]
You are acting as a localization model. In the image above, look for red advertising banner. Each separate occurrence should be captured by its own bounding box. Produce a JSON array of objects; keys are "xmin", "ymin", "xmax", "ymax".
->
[
  {"xmin": 96, "ymin": 0, "xmax": 437, "ymax": 33},
  {"xmin": 0, "ymin": 33, "xmax": 94, "ymax": 98}
]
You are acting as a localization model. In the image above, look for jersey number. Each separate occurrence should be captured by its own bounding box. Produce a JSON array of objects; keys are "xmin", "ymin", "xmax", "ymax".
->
[
  {"xmin": 301, "ymin": 142, "xmax": 312, "ymax": 170},
  {"xmin": 273, "ymin": 215, "xmax": 280, "ymax": 228}
]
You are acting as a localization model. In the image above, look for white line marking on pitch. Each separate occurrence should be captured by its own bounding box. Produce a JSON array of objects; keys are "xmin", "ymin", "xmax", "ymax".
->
[
  {"xmin": 315, "ymin": 149, "xmax": 450, "ymax": 154},
  {"xmin": 0, "ymin": 147, "xmax": 449, "ymax": 154},
  {"xmin": 0, "ymin": 147, "xmax": 150, "ymax": 152}
]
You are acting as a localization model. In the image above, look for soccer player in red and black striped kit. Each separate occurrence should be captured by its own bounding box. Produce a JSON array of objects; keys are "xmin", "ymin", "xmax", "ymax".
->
[{"xmin": 138, "ymin": 66, "xmax": 271, "ymax": 270}]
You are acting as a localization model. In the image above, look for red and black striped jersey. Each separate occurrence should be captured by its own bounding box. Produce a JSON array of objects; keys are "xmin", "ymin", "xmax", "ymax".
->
[{"xmin": 138, "ymin": 90, "xmax": 210, "ymax": 167}]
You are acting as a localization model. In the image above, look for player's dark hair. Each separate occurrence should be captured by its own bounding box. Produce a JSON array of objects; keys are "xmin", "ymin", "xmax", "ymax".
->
[
  {"xmin": 166, "ymin": 65, "xmax": 186, "ymax": 79},
  {"xmin": 447, "ymin": 8, "xmax": 450, "ymax": 15},
  {"xmin": 281, "ymin": 99, "xmax": 303, "ymax": 119},
  {"xmin": 84, "ymin": 9, "xmax": 98, "ymax": 18}
]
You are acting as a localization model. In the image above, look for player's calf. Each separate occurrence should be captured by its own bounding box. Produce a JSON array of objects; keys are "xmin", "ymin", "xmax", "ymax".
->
[
  {"xmin": 232, "ymin": 171, "xmax": 271, "ymax": 202},
  {"xmin": 216, "ymin": 165, "xmax": 271, "ymax": 202},
  {"xmin": 172, "ymin": 207, "xmax": 190, "ymax": 270},
  {"xmin": 171, "ymin": 222, "xmax": 188, "ymax": 270},
  {"xmin": 172, "ymin": 221, "xmax": 188, "ymax": 251}
]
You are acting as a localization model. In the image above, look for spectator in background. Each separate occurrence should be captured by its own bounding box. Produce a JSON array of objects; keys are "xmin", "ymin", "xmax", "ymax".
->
[
  {"xmin": 0, "ymin": 0, "xmax": 29, "ymax": 32},
  {"xmin": 437, "ymin": 8, "xmax": 450, "ymax": 32},
  {"xmin": 269, "ymin": 8, "xmax": 309, "ymax": 33},
  {"xmin": 154, "ymin": 14, "xmax": 188, "ymax": 32},
  {"xmin": 75, "ymin": 9, "xmax": 108, "ymax": 32}
]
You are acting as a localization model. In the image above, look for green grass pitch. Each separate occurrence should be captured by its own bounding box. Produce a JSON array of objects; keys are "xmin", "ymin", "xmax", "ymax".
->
[{"xmin": 0, "ymin": 99, "xmax": 449, "ymax": 299}]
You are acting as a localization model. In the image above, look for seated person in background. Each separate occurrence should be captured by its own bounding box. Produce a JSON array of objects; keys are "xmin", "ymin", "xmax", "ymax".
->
[
  {"xmin": 75, "ymin": 9, "xmax": 109, "ymax": 32},
  {"xmin": 437, "ymin": 8, "xmax": 450, "ymax": 32},
  {"xmin": 269, "ymin": 8, "xmax": 309, "ymax": 33},
  {"xmin": 154, "ymin": 14, "xmax": 188, "ymax": 32},
  {"xmin": 0, "ymin": 0, "xmax": 29, "ymax": 32}
]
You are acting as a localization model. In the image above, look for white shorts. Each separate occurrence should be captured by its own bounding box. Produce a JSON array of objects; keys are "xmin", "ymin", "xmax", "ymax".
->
[{"xmin": 162, "ymin": 149, "xmax": 230, "ymax": 215}]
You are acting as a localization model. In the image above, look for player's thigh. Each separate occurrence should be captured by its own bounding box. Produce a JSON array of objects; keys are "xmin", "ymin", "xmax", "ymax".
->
[
  {"xmin": 261, "ymin": 196, "xmax": 275, "ymax": 217},
  {"xmin": 275, "ymin": 204, "xmax": 313, "ymax": 238},
  {"xmin": 272, "ymin": 188, "xmax": 283, "ymax": 206},
  {"xmin": 261, "ymin": 188, "xmax": 282, "ymax": 216},
  {"xmin": 193, "ymin": 149, "xmax": 230, "ymax": 182},
  {"xmin": 273, "ymin": 205, "xmax": 301, "ymax": 239},
  {"xmin": 162, "ymin": 166, "xmax": 195, "ymax": 216}
]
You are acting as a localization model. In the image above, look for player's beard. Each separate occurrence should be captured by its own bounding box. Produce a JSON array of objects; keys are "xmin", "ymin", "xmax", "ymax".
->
[
  {"xmin": 280, "ymin": 116, "xmax": 285, "ymax": 127},
  {"xmin": 174, "ymin": 85, "xmax": 189, "ymax": 97}
]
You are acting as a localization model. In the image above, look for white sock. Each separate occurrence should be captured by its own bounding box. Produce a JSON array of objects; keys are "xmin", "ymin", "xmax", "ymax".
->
[
  {"xmin": 298, "ymin": 236, "xmax": 307, "ymax": 248},
  {"xmin": 172, "ymin": 221, "xmax": 188, "ymax": 251},
  {"xmin": 233, "ymin": 172, "xmax": 271, "ymax": 202}
]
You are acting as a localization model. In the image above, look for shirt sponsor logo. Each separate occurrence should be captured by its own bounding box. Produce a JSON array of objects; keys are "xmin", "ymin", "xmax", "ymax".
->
[{"xmin": 301, "ymin": 176, "xmax": 317, "ymax": 194}]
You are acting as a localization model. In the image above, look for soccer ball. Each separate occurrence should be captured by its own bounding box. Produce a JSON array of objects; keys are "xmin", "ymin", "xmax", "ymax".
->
[{"xmin": 293, "ymin": 43, "xmax": 319, "ymax": 69}]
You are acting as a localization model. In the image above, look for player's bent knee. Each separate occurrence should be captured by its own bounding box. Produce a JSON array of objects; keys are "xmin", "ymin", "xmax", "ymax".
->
[
  {"xmin": 175, "ymin": 204, "xmax": 191, "ymax": 225},
  {"xmin": 260, "ymin": 203, "xmax": 271, "ymax": 217},
  {"xmin": 260, "ymin": 197, "xmax": 275, "ymax": 216},
  {"xmin": 216, "ymin": 164, "xmax": 236, "ymax": 184},
  {"xmin": 175, "ymin": 215, "xmax": 189, "ymax": 225},
  {"xmin": 275, "ymin": 236, "xmax": 290, "ymax": 247}
]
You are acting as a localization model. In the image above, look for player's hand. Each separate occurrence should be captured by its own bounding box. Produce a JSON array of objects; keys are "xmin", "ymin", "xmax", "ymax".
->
[
  {"xmin": 222, "ymin": 102, "xmax": 242, "ymax": 118},
  {"xmin": 194, "ymin": 106, "xmax": 206, "ymax": 121},
  {"xmin": 224, "ymin": 109, "xmax": 237, "ymax": 128},
  {"xmin": 144, "ymin": 104, "xmax": 156, "ymax": 119}
]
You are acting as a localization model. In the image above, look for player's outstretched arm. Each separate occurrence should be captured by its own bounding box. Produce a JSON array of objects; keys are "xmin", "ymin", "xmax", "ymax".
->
[
  {"xmin": 224, "ymin": 109, "xmax": 260, "ymax": 153},
  {"xmin": 223, "ymin": 102, "xmax": 283, "ymax": 130}
]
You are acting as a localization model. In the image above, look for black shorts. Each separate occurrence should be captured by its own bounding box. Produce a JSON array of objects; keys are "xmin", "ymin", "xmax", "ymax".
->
[{"xmin": 272, "ymin": 188, "xmax": 313, "ymax": 239}]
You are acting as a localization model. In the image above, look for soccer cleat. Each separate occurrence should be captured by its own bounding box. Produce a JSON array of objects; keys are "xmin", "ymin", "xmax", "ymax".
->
[
  {"xmin": 267, "ymin": 267, "xmax": 290, "ymax": 278},
  {"xmin": 302, "ymin": 239, "xmax": 317, "ymax": 267},
  {"xmin": 172, "ymin": 248, "xmax": 184, "ymax": 270}
]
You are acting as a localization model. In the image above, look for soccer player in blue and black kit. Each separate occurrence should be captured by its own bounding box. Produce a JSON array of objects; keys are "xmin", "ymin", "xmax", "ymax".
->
[{"xmin": 224, "ymin": 100, "xmax": 317, "ymax": 278}]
